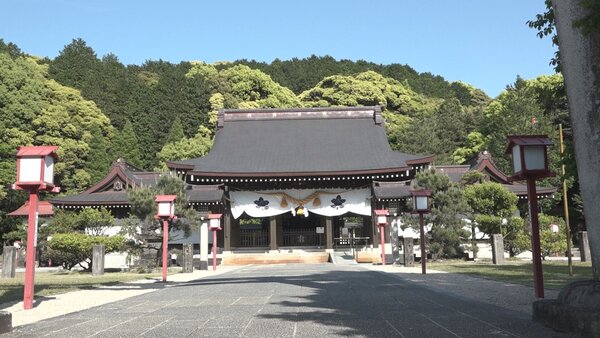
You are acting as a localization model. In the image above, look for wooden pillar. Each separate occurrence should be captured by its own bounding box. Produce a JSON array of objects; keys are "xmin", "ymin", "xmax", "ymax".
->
[
  {"xmin": 326, "ymin": 217, "xmax": 333, "ymax": 249},
  {"xmin": 276, "ymin": 215, "xmax": 284, "ymax": 247},
  {"xmin": 370, "ymin": 214, "xmax": 379, "ymax": 248},
  {"xmin": 224, "ymin": 212, "xmax": 231, "ymax": 251},
  {"xmin": 270, "ymin": 216, "xmax": 277, "ymax": 250},
  {"xmin": 231, "ymin": 217, "xmax": 241, "ymax": 248}
]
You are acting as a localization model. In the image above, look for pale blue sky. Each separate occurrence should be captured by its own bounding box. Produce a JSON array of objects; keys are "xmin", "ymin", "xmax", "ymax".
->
[{"xmin": 0, "ymin": 1, "xmax": 555, "ymax": 97}]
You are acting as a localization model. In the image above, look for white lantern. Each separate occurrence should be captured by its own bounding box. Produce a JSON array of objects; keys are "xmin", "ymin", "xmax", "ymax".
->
[
  {"xmin": 155, "ymin": 195, "xmax": 177, "ymax": 219},
  {"xmin": 374, "ymin": 209, "xmax": 389, "ymax": 226},
  {"xmin": 506, "ymin": 135, "xmax": 554, "ymax": 180},
  {"xmin": 411, "ymin": 189, "xmax": 431, "ymax": 213},
  {"xmin": 209, "ymin": 213, "xmax": 222, "ymax": 230},
  {"xmin": 15, "ymin": 146, "xmax": 59, "ymax": 189}
]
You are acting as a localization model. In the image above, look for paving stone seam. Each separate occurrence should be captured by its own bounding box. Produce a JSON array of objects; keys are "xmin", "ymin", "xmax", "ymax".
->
[{"xmin": 384, "ymin": 319, "xmax": 407, "ymax": 338}]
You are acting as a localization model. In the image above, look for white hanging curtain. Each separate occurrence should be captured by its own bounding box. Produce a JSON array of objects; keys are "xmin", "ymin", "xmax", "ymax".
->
[{"xmin": 229, "ymin": 188, "xmax": 371, "ymax": 219}]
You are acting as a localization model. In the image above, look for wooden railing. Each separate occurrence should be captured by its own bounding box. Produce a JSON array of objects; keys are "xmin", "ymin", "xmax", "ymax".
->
[
  {"xmin": 240, "ymin": 229, "xmax": 269, "ymax": 247},
  {"xmin": 283, "ymin": 228, "xmax": 324, "ymax": 246}
]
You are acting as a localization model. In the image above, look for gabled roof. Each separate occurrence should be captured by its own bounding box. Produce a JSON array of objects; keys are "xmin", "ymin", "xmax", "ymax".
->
[
  {"xmin": 374, "ymin": 151, "xmax": 557, "ymax": 199},
  {"xmin": 82, "ymin": 159, "xmax": 160, "ymax": 195},
  {"xmin": 168, "ymin": 107, "xmax": 433, "ymax": 177},
  {"xmin": 50, "ymin": 159, "xmax": 223, "ymax": 207},
  {"xmin": 438, "ymin": 151, "xmax": 556, "ymax": 197},
  {"xmin": 373, "ymin": 181, "xmax": 412, "ymax": 200},
  {"xmin": 16, "ymin": 146, "xmax": 59, "ymax": 158},
  {"xmin": 466, "ymin": 151, "xmax": 511, "ymax": 184},
  {"xmin": 8, "ymin": 201, "xmax": 54, "ymax": 217}
]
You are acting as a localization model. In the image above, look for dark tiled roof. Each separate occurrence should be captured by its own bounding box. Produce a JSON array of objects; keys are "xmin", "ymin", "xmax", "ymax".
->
[
  {"xmin": 504, "ymin": 183, "xmax": 556, "ymax": 196},
  {"xmin": 436, "ymin": 165, "xmax": 470, "ymax": 183},
  {"xmin": 373, "ymin": 181, "xmax": 412, "ymax": 199},
  {"xmin": 169, "ymin": 107, "xmax": 432, "ymax": 176},
  {"xmin": 435, "ymin": 152, "xmax": 556, "ymax": 197},
  {"xmin": 186, "ymin": 186, "xmax": 224, "ymax": 202},
  {"xmin": 51, "ymin": 188, "xmax": 223, "ymax": 206},
  {"xmin": 51, "ymin": 191, "xmax": 130, "ymax": 205}
]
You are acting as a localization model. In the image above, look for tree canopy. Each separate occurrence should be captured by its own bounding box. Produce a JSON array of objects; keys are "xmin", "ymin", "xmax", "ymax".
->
[{"xmin": 0, "ymin": 50, "xmax": 113, "ymax": 195}]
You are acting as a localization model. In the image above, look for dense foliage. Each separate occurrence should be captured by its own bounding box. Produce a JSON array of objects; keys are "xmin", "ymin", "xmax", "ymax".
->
[
  {"xmin": 412, "ymin": 169, "xmax": 472, "ymax": 259},
  {"xmin": 42, "ymin": 208, "xmax": 124, "ymax": 270},
  {"xmin": 464, "ymin": 182, "xmax": 528, "ymax": 257},
  {"xmin": 123, "ymin": 175, "xmax": 201, "ymax": 267},
  {"xmin": 47, "ymin": 232, "xmax": 125, "ymax": 270}
]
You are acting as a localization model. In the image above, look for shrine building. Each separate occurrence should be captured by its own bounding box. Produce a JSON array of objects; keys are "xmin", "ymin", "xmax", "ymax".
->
[
  {"xmin": 165, "ymin": 106, "xmax": 433, "ymax": 263},
  {"xmin": 40, "ymin": 106, "xmax": 556, "ymax": 265}
]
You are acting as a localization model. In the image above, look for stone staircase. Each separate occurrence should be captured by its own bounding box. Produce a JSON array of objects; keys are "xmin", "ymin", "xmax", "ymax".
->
[{"xmin": 331, "ymin": 250, "xmax": 358, "ymax": 265}]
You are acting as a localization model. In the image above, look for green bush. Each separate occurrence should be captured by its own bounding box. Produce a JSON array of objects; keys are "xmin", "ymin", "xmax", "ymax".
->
[
  {"xmin": 47, "ymin": 233, "xmax": 125, "ymax": 270},
  {"xmin": 538, "ymin": 214, "xmax": 567, "ymax": 260}
]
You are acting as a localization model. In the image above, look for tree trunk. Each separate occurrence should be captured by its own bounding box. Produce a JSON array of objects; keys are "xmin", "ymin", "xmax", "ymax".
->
[{"xmin": 552, "ymin": 0, "xmax": 600, "ymax": 280}]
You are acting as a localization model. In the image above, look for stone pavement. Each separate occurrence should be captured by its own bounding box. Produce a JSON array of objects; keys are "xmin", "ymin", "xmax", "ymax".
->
[
  {"xmin": 0, "ymin": 266, "xmax": 240, "ymax": 327},
  {"xmin": 2, "ymin": 264, "xmax": 574, "ymax": 337},
  {"xmin": 364, "ymin": 264, "xmax": 560, "ymax": 316}
]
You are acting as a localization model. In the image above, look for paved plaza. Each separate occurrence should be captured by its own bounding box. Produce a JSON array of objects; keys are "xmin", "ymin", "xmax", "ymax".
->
[{"xmin": 6, "ymin": 264, "xmax": 573, "ymax": 337}]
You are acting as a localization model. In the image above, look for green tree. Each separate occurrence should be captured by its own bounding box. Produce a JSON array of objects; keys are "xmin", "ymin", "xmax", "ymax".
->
[
  {"xmin": 538, "ymin": 213, "xmax": 567, "ymax": 260},
  {"xmin": 0, "ymin": 190, "xmax": 28, "ymax": 248},
  {"xmin": 464, "ymin": 182, "xmax": 527, "ymax": 257},
  {"xmin": 40, "ymin": 208, "xmax": 121, "ymax": 270},
  {"xmin": 86, "ymin": 125, "xmax": 112, "ymax": 184},
  {"xmin": 187, "ymin": 62, "xmax": 301, "ymax": 110},
  {"xmin": 231, "ymin": 54, "xmax": 479, "ymax": 101},
  {"xmin": 413, "ymin": 169, "xmax": 471, "ymax": 258},
  {"xmin": 111, "ymin": 120, "xmax": 142, "ymax": 167},
  {"xmin": 123, "ymin": 175, "xmax": 200, "ymax": 266},
  {"xmin": 165, "ymin": 116, "xmax": 185, "ymax": 145},
  {"xmin": 47, "ymin": 233, "xmax": 124, "ymax": 270},
  {"xmin": 0, "ymin": 39, "xmax": 23, "ymax": 58},
  {"xmin": 0, "ymin": 51, "xmax": 114, "ymax": 194},
  {"xmin": 156, "ymin": 126, "xmax": 213, "ymax": 170},
  {"xmin": 299, "ymin": 71, "xmax": 433, "ymax": 116},
  {"xmin": 48, "ymin": 38, "xmax": 101, "ymax": 91}
]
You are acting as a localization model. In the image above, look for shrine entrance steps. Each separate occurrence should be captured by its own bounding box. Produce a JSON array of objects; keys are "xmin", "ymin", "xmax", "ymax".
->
[
  {"xmin": 221, "ymin": 248, "xmax": 330, "ymax": 265},
  {"xmin": 331, "ymin": 250, "xmax": 358, "ymax": 265}
]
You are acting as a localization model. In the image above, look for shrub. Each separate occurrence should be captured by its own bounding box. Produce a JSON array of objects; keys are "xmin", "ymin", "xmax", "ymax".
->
[{"xmin": 47, "ymin": 233, "xmax": 125, "ymax": 270}]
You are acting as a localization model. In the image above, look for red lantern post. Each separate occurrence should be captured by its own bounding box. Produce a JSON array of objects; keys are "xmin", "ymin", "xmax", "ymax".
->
[
  {"xmin": 411, "ymin": 189, "xmax": 431, "ymax": 275},
  {"xmin": 506, "ymin": 135, "xmax": 554, "ymax": 298},
  {"xmin": 13, "ymin": 146, "xmax": 59, "ymax": 310},
  {"xmin": 208, "ymin": 213, "xmax": 222, "ymax": 270},
  {"xmin": 155, "ymin": 195, "xmax": 177, "ymax": 283},
  {"xmin": 374, "ymin": 209, "xmax": 389, "ymax": 265}
]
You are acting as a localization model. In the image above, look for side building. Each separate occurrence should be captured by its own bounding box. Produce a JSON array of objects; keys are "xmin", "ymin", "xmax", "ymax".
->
[{"xmin": 49, "ymin": 159, "xmax": 223, "ymax": 268}]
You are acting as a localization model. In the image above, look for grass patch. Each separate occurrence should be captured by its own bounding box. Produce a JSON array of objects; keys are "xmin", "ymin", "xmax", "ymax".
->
[
  {"xmin": 0, "ymin": 270, "xmax": 162, "ymax": 305},
  {"xmin": 429, "ymin": 260, "xmax": 594, "ymax": 289}
]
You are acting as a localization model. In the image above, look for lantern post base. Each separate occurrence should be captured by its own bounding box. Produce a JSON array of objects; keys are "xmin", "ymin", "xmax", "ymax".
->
[
  {"xmin": 419, "ymin": 212, "xmax": 426, "ymax": 275},
  {"xmin": 23, "ymin": 189, "xmax": 39, "ymax": 310}
]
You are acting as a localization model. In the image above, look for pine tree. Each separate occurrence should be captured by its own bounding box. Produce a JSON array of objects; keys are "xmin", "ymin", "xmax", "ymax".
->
[
  {"xmin": 86, "ymin": 125, "xmax": 111, "ymax": 185},
  {"xmin": 165, "ymin": 116, "xmax": 185, "ymax": 144},
  {"xmin": 111, "ymin": 120, "xmax": 142, "ymax": 167}
]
